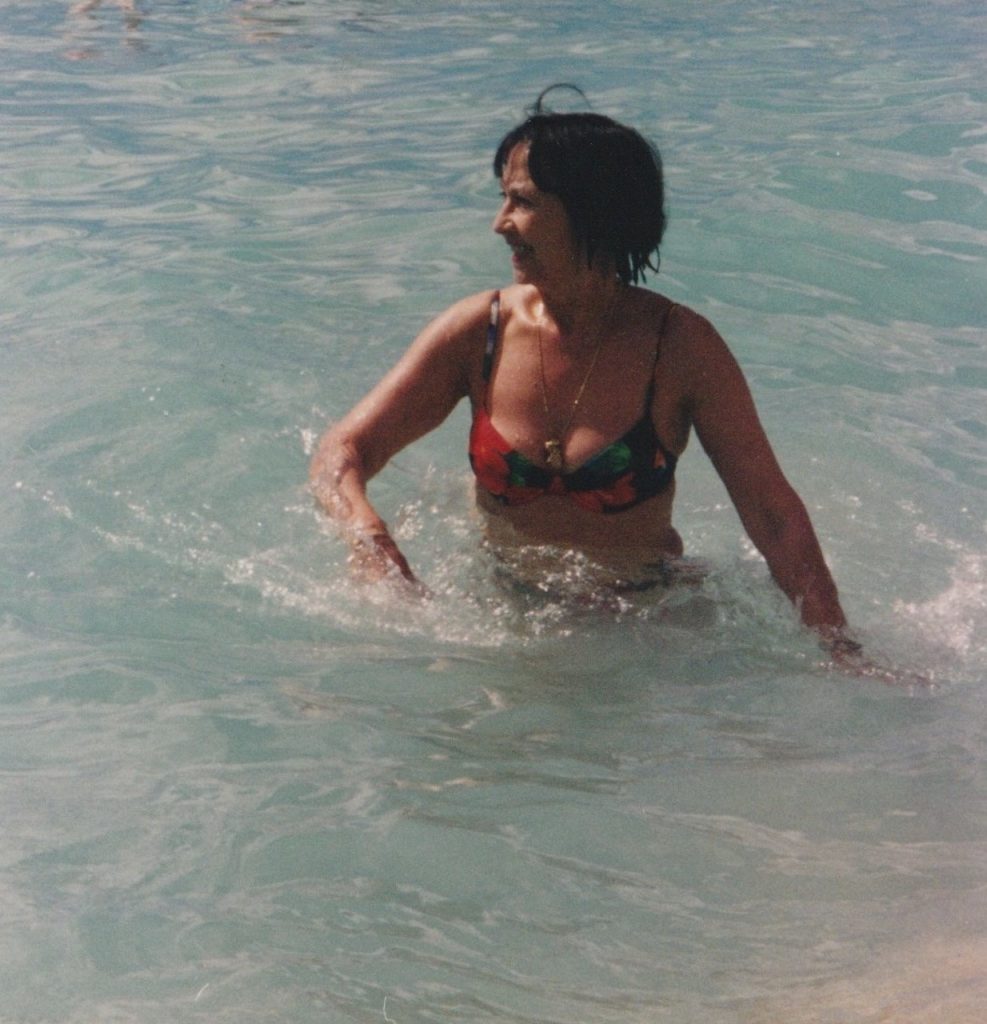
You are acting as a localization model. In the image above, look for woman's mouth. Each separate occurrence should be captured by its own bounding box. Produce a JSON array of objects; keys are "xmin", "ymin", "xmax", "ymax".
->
[{"xmin": 510, "ymin": 241, "xmax": 534, "ymax": 261}]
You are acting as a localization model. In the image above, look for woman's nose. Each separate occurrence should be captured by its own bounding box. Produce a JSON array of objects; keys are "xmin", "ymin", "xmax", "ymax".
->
[{"xmin": 492, "ymin": 201, "xmax": 510, "ymax": 235}]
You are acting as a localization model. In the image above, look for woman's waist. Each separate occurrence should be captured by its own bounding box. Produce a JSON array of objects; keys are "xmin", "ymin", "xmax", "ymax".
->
[
  {"xmin": 475, "ymin": 487, "xmax": 682, "ymax": 562},
  {"xmin": 475, "ymin": 493, "xmax": 687, "ymax": 589}
]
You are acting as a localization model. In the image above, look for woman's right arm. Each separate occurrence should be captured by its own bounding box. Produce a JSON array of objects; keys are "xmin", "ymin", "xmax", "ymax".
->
[{"xmin": 308, "ymin": 292, "xmax": 491, "ymax": 585}]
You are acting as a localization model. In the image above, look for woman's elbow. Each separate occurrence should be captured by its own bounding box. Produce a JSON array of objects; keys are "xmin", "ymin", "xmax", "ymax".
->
[
  {"xmin": 746, "ymin": 489, "xmax": 815, "ymax": 554},
  {"xmin": 309, "ymin": 430, "xmax": 363, "ymax": 495},
  {"xmin": 309, "ymin": 427, "xmax": 341, "ymax": 484}
]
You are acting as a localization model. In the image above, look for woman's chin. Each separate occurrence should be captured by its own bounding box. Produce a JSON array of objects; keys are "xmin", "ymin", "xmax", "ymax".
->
[{"xmin": 510, "ymin": 260, "xmax": 540, "ymax": 285}]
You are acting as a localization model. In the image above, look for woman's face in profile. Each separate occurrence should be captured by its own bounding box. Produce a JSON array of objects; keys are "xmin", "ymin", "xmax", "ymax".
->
[{"xmin": 492, "ymin": 144, "xmax": 580, "ymax": 286}]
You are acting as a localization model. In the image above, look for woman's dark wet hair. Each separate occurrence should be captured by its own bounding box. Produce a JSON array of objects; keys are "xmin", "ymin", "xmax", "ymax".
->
[{"xmin": 494, "ymin": 86, "xmax": 667, "ymax": 286}]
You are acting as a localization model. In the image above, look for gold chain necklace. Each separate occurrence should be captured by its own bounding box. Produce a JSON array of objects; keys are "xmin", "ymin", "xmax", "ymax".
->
[{"xmin": 536, "ymin": 297, "xmax": 615, "ymax": 473}]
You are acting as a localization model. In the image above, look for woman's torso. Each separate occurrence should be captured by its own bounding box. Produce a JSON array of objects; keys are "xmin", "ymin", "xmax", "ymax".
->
[{"xmin": 466, "ymin": 284, "xmax": 694, "ymax": 580}]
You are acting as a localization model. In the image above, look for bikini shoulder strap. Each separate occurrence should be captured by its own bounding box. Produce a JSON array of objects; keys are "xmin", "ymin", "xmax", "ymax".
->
[
  {"xmin": 482, "ymin": 291, "xmax": 500, "ymax": 382},
  {"xmin": 655, "ymin": 300, "xmax": 675, "ymax": 363},
  {"xmin": 645, "ymin": 299, "xmax": 676, "ymax": 402}
]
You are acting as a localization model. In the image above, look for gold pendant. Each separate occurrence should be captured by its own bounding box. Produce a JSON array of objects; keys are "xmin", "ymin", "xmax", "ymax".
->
[{"xmin": 544, "ymin": 438, "xmax": 564, "ymax": 472}]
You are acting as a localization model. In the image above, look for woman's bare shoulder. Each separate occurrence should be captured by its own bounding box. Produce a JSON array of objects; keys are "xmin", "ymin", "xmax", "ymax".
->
[
  {"xmin": 426, "ymin": 288, "xmax": 500, "ymax": 336},
  {"xmin": 623, "ymin": 289, "xmax": 712, "ymax": 338},
  {"xmin": 399, "ymin": 290, "xmax": 502, "ymax": 374},
  {"xmin": 661, "ymin": 298, "xmax": 719, "ymax": 342},
  {"xmin": 490, "ymin": 283, "xmax": 538, "ymax": 324},
  {"xmin": 658, "ymin": 298, "xmax": 735, "ymax": 369}
]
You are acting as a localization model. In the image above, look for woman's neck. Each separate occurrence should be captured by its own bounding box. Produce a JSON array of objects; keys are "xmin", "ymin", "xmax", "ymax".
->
[{"xmin": 531, "ymin": 272, "xmax": 623, "ymax": 346}]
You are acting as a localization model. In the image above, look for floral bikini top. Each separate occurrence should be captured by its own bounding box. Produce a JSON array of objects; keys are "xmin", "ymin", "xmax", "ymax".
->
[{"xmin": 468, "ymin": 293, "xmax": 678, "ymax": 515}]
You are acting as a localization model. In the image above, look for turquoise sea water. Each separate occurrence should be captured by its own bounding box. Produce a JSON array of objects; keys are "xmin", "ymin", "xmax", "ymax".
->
[{"xmin": 2, "ymin": 1, "xmax": 987, "ymax": 1021}]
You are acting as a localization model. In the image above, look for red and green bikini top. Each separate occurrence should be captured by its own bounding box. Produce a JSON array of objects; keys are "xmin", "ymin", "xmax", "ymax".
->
[{"xmin": 468, "ymin": 293, "xmax": 678, "ymax": 515}]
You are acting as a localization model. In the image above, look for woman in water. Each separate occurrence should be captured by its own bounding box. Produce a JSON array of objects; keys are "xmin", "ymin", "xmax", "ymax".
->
[{"xmin": 309, "ymin": 90, "xmax": 859, "ymax": 660}]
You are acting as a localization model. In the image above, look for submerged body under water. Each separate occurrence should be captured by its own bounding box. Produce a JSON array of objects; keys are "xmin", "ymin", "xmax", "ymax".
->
[{"xmin": 2, "ymin": 0, "xmax": 986, "ymax": 1021}]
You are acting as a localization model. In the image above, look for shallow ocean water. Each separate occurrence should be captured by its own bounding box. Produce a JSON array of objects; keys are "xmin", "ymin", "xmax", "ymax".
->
[{"xmin": 2, "ymin": 1, "xmax": 986, "ymax": 1021}]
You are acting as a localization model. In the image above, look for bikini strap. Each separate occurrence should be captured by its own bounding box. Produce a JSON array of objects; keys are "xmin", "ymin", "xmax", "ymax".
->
[
  {"xmin": 482, "ymin": 291, "xmax": 500, "ymax": 382},
  {"xmin": 645, "ymin": 299, "xmax": 676, "ymax": 404}
]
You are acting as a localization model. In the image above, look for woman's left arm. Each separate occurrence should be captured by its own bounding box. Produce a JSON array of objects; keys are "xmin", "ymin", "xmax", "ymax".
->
[{"xmin": 683, "ymin": 313, "xmax": 851, "ymax": 646}]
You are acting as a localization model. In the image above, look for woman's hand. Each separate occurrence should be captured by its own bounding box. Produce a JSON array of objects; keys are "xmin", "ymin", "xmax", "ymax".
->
[
  {"xmin": 348, "ymin": 528, "xmax": 431, "ymax": 598},
  {"xmin": 822, "ymin": 630, "xmax": 933, "ymax": 689}
]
